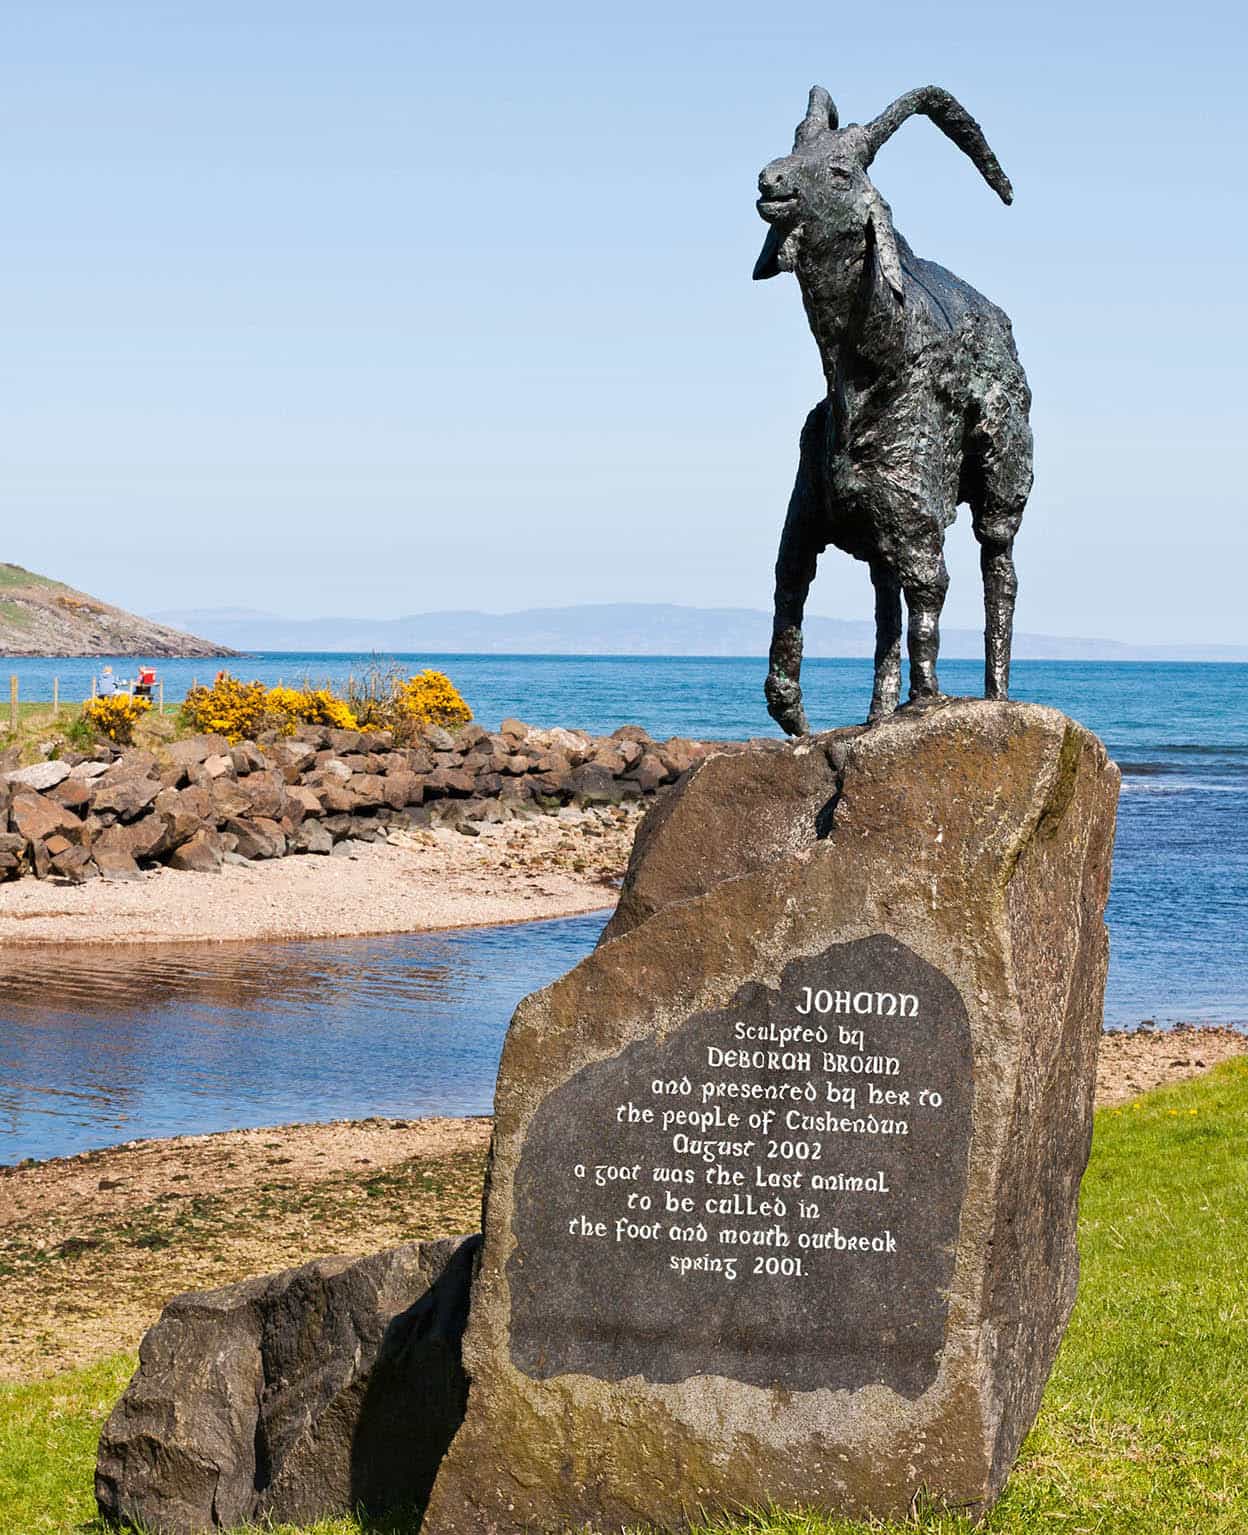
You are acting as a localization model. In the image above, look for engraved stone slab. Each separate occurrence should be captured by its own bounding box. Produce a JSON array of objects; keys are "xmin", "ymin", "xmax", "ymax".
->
[
  {"xmin": 424, "ymin": 702, "xmax": 1120, "ymax": 1535},
  {"xmin": 510, "ymin": 936, "xmax": 971, "ymax": 1397}
]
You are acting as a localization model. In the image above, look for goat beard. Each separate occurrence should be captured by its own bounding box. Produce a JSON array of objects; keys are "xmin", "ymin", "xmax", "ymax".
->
[{"xmin": 752, "ymin": 222, "xmax": 801, "ymax": 281}]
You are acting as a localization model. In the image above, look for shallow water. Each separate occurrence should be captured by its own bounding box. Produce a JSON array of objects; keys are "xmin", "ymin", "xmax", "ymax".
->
[
  {"xmin": 0, "ymin": 915, "xmax": 606, "ymax": 1165},
  {"xmin": 1, "ymin": 656, "xmax": 1244, "ymax": 1162}
]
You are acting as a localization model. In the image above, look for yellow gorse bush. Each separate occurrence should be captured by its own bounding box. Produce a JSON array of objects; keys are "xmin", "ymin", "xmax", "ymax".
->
[
  {"xmin": 178, "ymin": 669, "xmax": 469, "ymax": 744},
  {"xmin": 394, "ymin": 670, "xmax": 472, "ymax": 729},
  {"xmin": 82, "ymin": 693, "xmax": 152, "ymax": 745},
  {"xmin": 180, "ymin": 674, "xmax": 360, "ymax": 743},
  {"xmin": 265, "ymin": 686, "xmax": 358, "ymax": 734},
  {"xmin": 180, "ymin": 675, "xmax": 269, "ymax": 743}
]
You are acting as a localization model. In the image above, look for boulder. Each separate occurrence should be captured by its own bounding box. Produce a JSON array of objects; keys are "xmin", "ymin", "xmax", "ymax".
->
[
  {"xmin": 108, "ymin": 748, "xmax": 160, "ymax": 780},
  {"xmin": 421, "ymin": 725, "xmax": 455, "ymax": 752},
  {"xmin": 95, "ymin": 813, "xmax": 173, "ymax": 864},
  {"xmin": 287, "ymin": 785, "xmax": 324, "ymax": 818},
  {"xmin": 383, "ymin": 772, "xmax": 422, "ymax": 809},
  {"xmin": 589, "ymin": 745, "xmax": 627, "ymax": 775},
  {"xmin": 347, "ymin": 773, "xmax": 387, "ymax": 809},
  {"xmin": 166, "ymin": 735, "xmax": 231, "ymax": 771},
  {"xmin": 0, "ymin": 832, "xmax": 27, "ymax": 879},
  {"xmin": 91, "ymin": 776, "xmax": 161, "ymax": 822},
  {"xmin": 237, "ymin": 769, "xmax": 287, "ymax": 820},
  {"xmin": 93, "ymin": 846, "xmax": 143, "ymax": 883},
  {"xmin": 421, "ymin": 701, "xmax": 1120, "ymax": 1533},
  {"xmin": 68, "ymin": 759, "xmax": 112, "ymax": 782},
  {"xmin": 536, "ymin": 726, "xmax": 593, "ymax": 765},
  {"xmin": 51, "ymin": 844, "xmax": 97, "ymax": 883},
  {"xmin": 167, "ymin": 830, "xmax": 226, "ymax": 873},
  {"xmin": 201, "ymin": 753, "xmax": 236, "ymax": 781},
  {"xmin": 327, "ymin": 728, "xmax": 364, "ymax": 754},
  {"xmin": 318, "ymin": 781, "xmax": 357, "ymax": 815},
  {"xmin": 208, "ymin": 779, "xmax": 251, "ymax": 821},
  {"xmin": 625, "ymin": 751, "xmax": 667, "ymax": 794},
  {"xmin": 223, "ymin": 817, "xmax": 286, "ymax": 860},
  {"xmin": 4, "ymin": 759, "xmax": 72, "ymax": 792},
  {"xmin": 425, "ymin": 768, "xmax": 476, "ymax": 800},
  {"xmin": 49, "ymin": 776, "xmax": 94, "ymax": 810},
  {"xmin": 499, "ymin": 717, "xmax": 529, "ymax": 742},
  {"xmin": 559, "ymin": 763, "xmax": 624, "ymax": 805},
  {"xmin": 610, "ymin": 724, "xmax": 652, "ymax": 743},
  {"xmin": 454, "ymin": 724, "xmax": 489, "ymax": 752},
  {"xmin": 96, "ymin": 1237, "xmax": 477, "ymax": 1535},
  {"xmin": 658, "ymin": 736, "xmax": 703, "ymax": 777},
  {"xmin": 230, "ymin": 741, "xmax": 267, "ymax": 775},
  {"xmin": 290, "ymin": 820, "xmax": 333, "ymax": 855},
  {"xmin": 10, "ymin": 791, "xmax": 86, "ymax": 846},
  {"xmin": 153, "ymin": 785, "xmax": 218, "ymax": 848}
]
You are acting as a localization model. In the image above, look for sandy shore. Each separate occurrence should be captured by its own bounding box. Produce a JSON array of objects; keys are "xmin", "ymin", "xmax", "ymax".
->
[
  {"xmin": 2, "ymin": 1026, "xmax": 1244, "ymax": 1381},
  {"xmin": 0, "ymin": 804, "xmax": 640, "ymax": 946}
]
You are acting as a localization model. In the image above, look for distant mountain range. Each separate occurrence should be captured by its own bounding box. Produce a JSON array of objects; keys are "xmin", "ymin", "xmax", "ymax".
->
[{"xmin": 145, "ymin": 603, "xmax": 1248, "ymax": 662}]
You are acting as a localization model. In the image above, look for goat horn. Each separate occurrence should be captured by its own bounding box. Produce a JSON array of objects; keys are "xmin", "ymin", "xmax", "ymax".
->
[
  {"xmin": 794, "ymin": 84, "xmax": 839, "ymax": 147},
  {"xmin": 859, "ymin": 86, "xmax": 1013, "ymax": 204}
]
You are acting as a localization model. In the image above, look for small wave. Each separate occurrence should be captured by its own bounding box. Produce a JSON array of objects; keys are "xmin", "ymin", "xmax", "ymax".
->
[
  {"xmin": 1153, "ymin": 743, "xmax": 1248, "ymax": 756},
  {"xmin": 1120, "ymin": 779, "xmax": 1248, "ymax": 795}
]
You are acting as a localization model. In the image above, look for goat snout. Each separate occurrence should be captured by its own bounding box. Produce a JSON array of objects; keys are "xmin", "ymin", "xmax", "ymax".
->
[
  {"xmin": 758, "ymin": 162, "xmax": 797, "ymax": 199},
  {"xmin": 757, "ymin": 161, "xmax": 801, "ymax": 223}
]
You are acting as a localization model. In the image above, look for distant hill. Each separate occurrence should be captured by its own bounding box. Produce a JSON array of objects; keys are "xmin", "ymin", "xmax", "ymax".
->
[
  {"xmin": 148, "ymin": 601, "xmax": 1248, "ymax": 663},
  {"xmin": 0, "ymin": 566, "xmax": 233, "ymax": 657}
]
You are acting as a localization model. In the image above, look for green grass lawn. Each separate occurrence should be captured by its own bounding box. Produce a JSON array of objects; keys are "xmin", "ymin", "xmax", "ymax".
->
[{"xmin": 4, "ymin": 1061, "xmax": 1247, "ymax": 1535}]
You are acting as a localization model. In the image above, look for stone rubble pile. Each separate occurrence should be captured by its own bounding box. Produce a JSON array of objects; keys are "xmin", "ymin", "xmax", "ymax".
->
[{"xmin": 0, "ymin": 719, "xmax": 725, "ymax": 883}]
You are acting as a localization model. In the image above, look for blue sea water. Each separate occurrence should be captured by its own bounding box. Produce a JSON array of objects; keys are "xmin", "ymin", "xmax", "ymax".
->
[{"xmin": 0, "ymin": 654, "xmax": 1243, "ymax": 1162}]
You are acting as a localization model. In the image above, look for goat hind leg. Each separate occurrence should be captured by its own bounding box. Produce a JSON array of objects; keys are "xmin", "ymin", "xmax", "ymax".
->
[{"xmin": 978, "ymin": 534, "xmax": 1018, "ymax": 699}]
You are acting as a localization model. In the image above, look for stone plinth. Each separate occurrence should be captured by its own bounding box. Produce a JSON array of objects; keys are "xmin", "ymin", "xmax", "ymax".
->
[{"xmin": 422, "ymin": 701, "xmax": 1119, "ymax": 1532}]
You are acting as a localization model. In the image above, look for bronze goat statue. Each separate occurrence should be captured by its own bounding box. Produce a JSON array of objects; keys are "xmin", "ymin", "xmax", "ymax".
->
[{"xmin": 756, "ymin": 86, "xmax": 1033, "ymax": 733}]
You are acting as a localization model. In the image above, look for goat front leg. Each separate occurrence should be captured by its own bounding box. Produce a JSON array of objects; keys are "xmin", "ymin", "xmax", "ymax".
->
[
  {"xmin": 766, "ymin": 406, "xmax": 826, "ymax": 736},
  {"xmin": 868, "ymin": 562, "xmax": 902, "ymax": 722},
  {"xmin": 901, "ymin": 546, "xmax": 950, "ymax": 704},
  {"xmin": 979, "ymin": 534, "xmax": 1018, "ymax": 700}
]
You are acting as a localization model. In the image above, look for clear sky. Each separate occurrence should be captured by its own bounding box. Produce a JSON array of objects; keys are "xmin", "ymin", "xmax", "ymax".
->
[{"xmin": 2, "ymin": 1, "xmax": 1245, "ymax": 643}]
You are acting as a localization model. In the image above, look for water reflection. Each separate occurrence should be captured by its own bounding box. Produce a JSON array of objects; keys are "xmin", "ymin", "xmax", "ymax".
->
[{"xmin": 0, "ymin": 915, "xmax": 608, "ymax": 1165}]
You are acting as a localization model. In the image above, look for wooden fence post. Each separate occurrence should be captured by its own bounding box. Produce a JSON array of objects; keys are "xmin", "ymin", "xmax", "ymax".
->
[
  {"xmin": 158, "ymin": 679, "xmax": 165, "ymax": 715},
  {"xmin": 52, "ymin": 676, "xmax": 59, "ymax": 714},
  {"xmin": 9, "ymin": 675, "xmax": 16, "ymax": 734}
]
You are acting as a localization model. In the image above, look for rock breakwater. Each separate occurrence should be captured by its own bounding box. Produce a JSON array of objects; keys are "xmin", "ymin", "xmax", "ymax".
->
[{"xmin": 0, "ymin": 720, "xmax": 726, "ymax": 884}]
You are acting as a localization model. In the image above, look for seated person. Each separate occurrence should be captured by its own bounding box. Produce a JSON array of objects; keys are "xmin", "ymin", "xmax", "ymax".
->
[{"xmin": 98, "ymin": 666, "xmax": 117, "ymax": 697}]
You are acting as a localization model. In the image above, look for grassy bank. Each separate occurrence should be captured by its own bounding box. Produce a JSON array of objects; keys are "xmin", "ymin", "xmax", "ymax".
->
[{"xmin": 4, "ymin": 1062, "xmax": 1247, "ymax": 1535}]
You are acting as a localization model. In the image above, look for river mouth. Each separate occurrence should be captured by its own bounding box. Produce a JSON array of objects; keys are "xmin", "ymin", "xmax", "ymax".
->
[{"xmin": 0, "ymin": 914, "xmax": 608, "ymax": 1166}]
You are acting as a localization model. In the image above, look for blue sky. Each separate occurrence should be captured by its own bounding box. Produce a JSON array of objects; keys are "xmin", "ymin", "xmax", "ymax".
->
[{"xmin": 2, "ymin": 1, "xmax": 1245, "ymax": 643}]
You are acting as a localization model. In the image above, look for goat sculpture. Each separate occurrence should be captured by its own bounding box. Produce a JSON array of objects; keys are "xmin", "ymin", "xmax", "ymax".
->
[{"xmin": 756, "ymin": 86, "xmax": 1033, "ymax": 734}]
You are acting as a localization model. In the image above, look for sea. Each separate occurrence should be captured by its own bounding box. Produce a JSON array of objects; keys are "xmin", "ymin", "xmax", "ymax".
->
[{"xmin": 0, "ymin": 653, "xmax": 1244, "ymax": 1163}]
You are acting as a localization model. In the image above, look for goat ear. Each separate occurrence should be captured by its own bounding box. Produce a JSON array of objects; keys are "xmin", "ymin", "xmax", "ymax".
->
[
  {"xmin": 753, "ymin": 224, "xmax": 791, "ymax": 281},
  {"xmin": 866, "ymin": 195, "xmax": 904, "ymax": 303}
]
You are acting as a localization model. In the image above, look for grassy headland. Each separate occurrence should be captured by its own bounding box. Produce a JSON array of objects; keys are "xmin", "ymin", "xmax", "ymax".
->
[{"xmin": 4, "ymin": 1062, "xmax": 1247, "ymax": 1534}]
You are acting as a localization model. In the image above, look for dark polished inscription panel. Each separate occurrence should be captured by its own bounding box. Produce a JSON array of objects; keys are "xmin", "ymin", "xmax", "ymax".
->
[{"xmin": 508, "ymin": 935, "xmax": 973, "ymax": 1397}]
